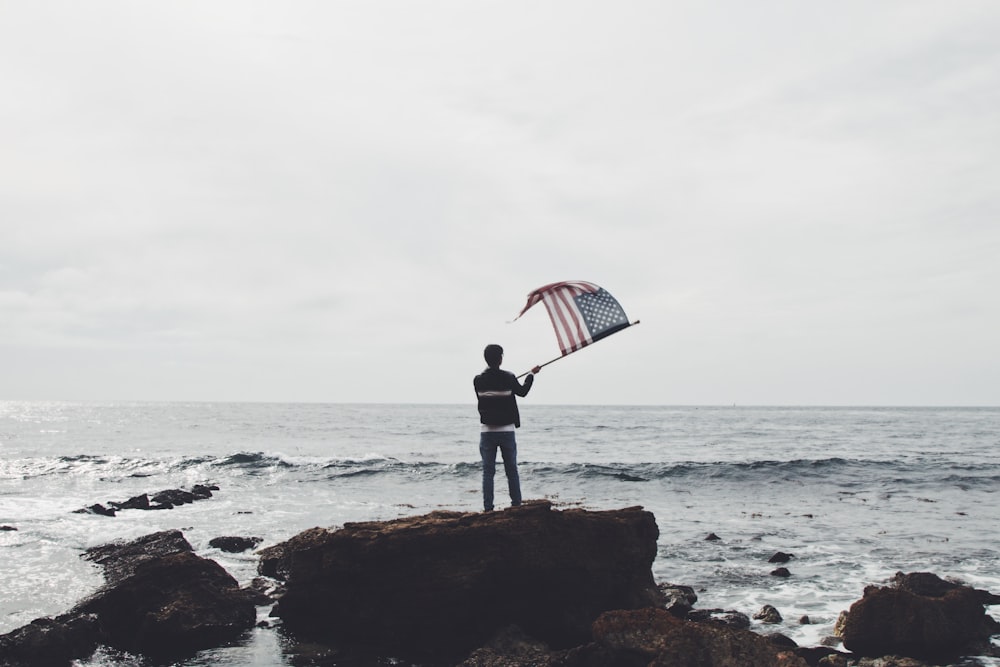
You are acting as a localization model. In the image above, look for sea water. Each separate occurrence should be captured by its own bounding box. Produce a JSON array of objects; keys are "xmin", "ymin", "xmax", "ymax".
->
[{"xmin": 1, "ymin": 402, "xmax": 998, "ymax": 665}]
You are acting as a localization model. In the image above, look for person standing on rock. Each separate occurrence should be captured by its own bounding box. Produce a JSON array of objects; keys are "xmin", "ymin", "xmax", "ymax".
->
[{"xmin": 474, "ymin": 344, "xmax": 540, "ymax": 512}]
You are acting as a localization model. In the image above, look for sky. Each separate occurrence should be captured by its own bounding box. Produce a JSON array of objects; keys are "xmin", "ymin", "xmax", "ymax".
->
[{"xmin": 1, "ymin": 1, "xmax": 998, "ymax": 406}]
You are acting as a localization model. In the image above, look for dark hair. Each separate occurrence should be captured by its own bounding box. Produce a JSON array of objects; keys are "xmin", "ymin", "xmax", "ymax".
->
[{"xmin": 484, "ymin": 344, "xmax": 503, "ymax": 368}]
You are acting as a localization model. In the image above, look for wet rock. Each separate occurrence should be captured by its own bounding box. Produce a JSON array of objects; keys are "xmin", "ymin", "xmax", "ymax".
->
[
  {"xmin": 854, "ymin": 657, "xmax": 933, "ymax": 667},
  {"xmin": 772, "ymin": 566, "xmax": 792, "ymax": 577},
  {"xmin": 0, "ymin": 613, "xmax": 100, "ymax": 667},
  {"xmin": 73, "ymin": 530, "xmax": 256, "ymax": 656},
  {"xmin": 816, "ymin": 653, "xmax": 850, "ymax": 667},
  {"xmin": 705, "ymin": 532, "xmax": 721, "ymax": 541},
  {"xmin": 459, "ymin": 625, "xmax": 555, "ymax": 667},
  {"xmin": 658, "ymin": 583, "xmax": 698, "ymax": 617},
  {"xmin": 0, "ymin": 525, "xmax": 17, "ymax": 531},
  {"xmin": 108, "ymin": 494, "xmax": 149, "ymax": 511},
  {"xmin": 241, "ymin": 577, "xmax": 284, "ymax": 606},
  {"xmin": 208, "ymin": 536, "xmax": 262, "ymax": 553},
  {"xmin": 0, "ymin": 529, "xmax": 256, "ymax": 665},
  {"xmin": 767, "ymin": 632, "xmax": 798, "ymax": 648},
  {"xmin": 587, "ymin": 607, "xmax": 808, "ymax": 667},
  {"xmin": 769, "ymin": 551, "xmax": 794, "ymax": 563},
  {"xmin": 687, "ymin": 608, "xmax": 751, "ymax": 629},
  {"xmin": 74, "ymin": 486, "xmax": 220, "ymax": 515},
  {"xmin": 754, "ymin": 604, "xmax": 783, "ymax": 624},
  {"xmin": 795, "ymin": 645, "xmax": 849, "ymax": 667},
  {"xmin": 73, "ymin": 503, "xmax": 116, "ymax": 517},
  {"xmin": 836, "ymin": 571, "xmax": 1000, "ymax": 662},
  {"xmin": 262, "ymin": 501, "xmax": 661, "ymax": 663}
]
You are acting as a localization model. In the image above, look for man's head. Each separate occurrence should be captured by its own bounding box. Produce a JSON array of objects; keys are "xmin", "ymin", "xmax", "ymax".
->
[{"xmin": 484, "ymin": 344, "xmax": 503, "ymax": 368}]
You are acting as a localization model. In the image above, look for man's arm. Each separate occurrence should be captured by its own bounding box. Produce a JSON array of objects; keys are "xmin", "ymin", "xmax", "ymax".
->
[{"xmin": 512, "ymin": 367, "xmax": 540, "ymax": 397}]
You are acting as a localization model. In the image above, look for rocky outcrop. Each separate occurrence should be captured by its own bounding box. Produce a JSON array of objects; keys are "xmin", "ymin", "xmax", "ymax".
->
[
  {"xmin": 261, "ymin": 500, "xmax": 661, "ymax": 662},
  {"xmin": 0, "ymin": 530, "xmax": 256, "ymax": 666},
  {"xmin": 73, "ymin": 529, "xmax": 256, "ymax": 655},
  {"xmin": 580, "ymin": 607, "xmax": 809, "ymax": 667},
  {"xmin": 72, "ymin": 484, "xmax": 219, "ymax": 516},
  {"xmin": 209, "ymin": 536, "xmax": 263, "ymax": 553},
  {"xmin": 836, "ymin": 571, "xmax": 1000, "ymax": 662}
]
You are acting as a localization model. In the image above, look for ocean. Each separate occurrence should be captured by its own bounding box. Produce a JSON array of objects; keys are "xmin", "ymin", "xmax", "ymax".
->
[{"xmin": 1, "ymin": 402, "xmax": 998, "ymax": 666}]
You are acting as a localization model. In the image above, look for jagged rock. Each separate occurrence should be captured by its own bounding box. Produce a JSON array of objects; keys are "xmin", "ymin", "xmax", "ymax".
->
[
  {"xmin": 109, "ymin": 494, "xmax": 149, "ymax": 511},
  {"xmin": 795, "ymin": 645, "xmax": 848, "ymax": 666},
  {"xmin": 73, "ymin": 485, "xmax": 220, "ymax": 516},
  {"xmin": 209, "ymin": 536, "xmax": 262, "ymax": 553},
  {"xmin": 261, "ymin": 501, "xmax": 661, "ymax": 662},
  {"xmin": 586, "ymin": 607, "xmax": 808, "ymax": 667},
  {"xmin": 0, "ymin": 614, "xmax": 100, "ymax": 667},
  {"xmin": 687, "ymin": 608, "xmax": 751, "ymax": 629},
  {"xmin": 72, "ymin": 530, "xmax": 256, "ymax": 655},
  {"xmin": 754, "ymin": 604, "xmax": 783, "ymax": 624},
  {"xmin": 659, "ymin": 583, "xmax": 698, "ymax": 617},
  {"xmin": 459, "ymin": 625, "xmax": 555, "ymax": 667},
  {"xmin": 705, "ymin": 532, "xmax": 721, "ymax": 541},
  {"xmin": 73, "ymin": 503, "xmax": 116, "ymax": 517},
  {"xmin": 836, "ymin": 571, "xmax": 1000, "ymax": 662},
  {"xmin": 854, "ymin": 657, "xmax": 933, "ymax": 667},
  {"xmin": 82, "ymin": 529, "xmax": 194, "ymax": 583},
  {"xmin": 241, "ymin": 577, "xmax": 283, "ymax": 606},
  {"xmin": 150, "ymin": 488, "xmax": 196, "ymax": 508}
]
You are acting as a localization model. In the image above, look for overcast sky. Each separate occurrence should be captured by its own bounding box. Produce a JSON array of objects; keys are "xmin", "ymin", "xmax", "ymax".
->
[{"xmin": 2, "ymin": 1, "xmax": 998, "ymax": 406}]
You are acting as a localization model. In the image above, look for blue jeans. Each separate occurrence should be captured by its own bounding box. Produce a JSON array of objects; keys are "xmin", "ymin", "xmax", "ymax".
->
[{"xmin": 479, "ymin": 431, "xmax": 521, "ymax": 511}]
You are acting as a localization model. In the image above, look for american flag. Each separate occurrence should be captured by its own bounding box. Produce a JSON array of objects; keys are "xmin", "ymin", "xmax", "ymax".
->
[{"xmin": 515, "ymin": 281, "xmax": 632, "ymax": 356}]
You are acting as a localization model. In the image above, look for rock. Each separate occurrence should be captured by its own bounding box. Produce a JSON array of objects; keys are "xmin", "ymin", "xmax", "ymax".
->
[
  {"xmin": 74, "ymin": 486, "xmax": 220, "ymax": 516},
  {"xmin": 0, "ymin": 525, "xmax": 17, "ymax": 531},
  {"xmin": 0, "ymin": 614, "xmax": 100, "ymax": 667},
  {"xmin": 0, "ymin": 529, "xmax": 256, "ymax": 664},
  {"xmin": 82, "ymin": 528, "xmax": 193, "ymax": 582},
  {"xmin": 149, "ymin": 488, "xmax": 196, "ymax": 508},
  {"xmin": 659, "ymin": 583, "xmax": 698, "ymax": 617},
  {"xmin": 191, "ymin": 484, "xmax": 218, "ymax": 499},
  {"xmin": 109, "ymin": 493, "xmax": 149, "ymax": 511},
  {"xmin": 261, "ymin": 501, "xmax": 661, "ymax": 662},
  {"xmin": 754, "ymin": 604, "xmax": 783, "ymax": 624},
  {"xmin": 796, "ymin": 646, "xmax": 849, "ymax": 666},
  {"xmin": 766, "ymin": 632, "xmax": 798, "ymax": 648},
  {"xmin": 586, "ymin": 607, "xmax": 808, "ymax": 667},
  {"xmin": 816, "ymin": 653, "xmax": 850, "ymax": 667},
  {"xmin": 208, "ymin": 536, "xmax": 262, "ymax": 553},
  {"xmin": 687, "ymin": 608, "xmax": 751, "ymax": 630},
  {"xmin": 705, "ymin": 532, "xmax": 721, "ymax": 541},
  {"xmin": 771, "ymin": 567, "xmax": 792, "ymax": 577},
  {"xmin": 836, "ymin": 571, "xmax": 1000, "ymax": 662},
  {"xmin": 459, "ymin": 625, "xmax": 555, "ymax": 667},
  {"xmin": 73, "ymin": 503, "xmax": 116, "ymax": 517},
  {"xmin": 72, "ymin": 530, "xmax": 256, "ymax": 655},
  {"xmin": 241, "ymin": 577, "xmax": 283, "ymax": 606},
  {"xmin": 769, "ymin": 551, "xmax": 794, "ymax": 563},
  {"xmin": 854, "ymin": 657, "xmax": 933, "ymax": 667}
]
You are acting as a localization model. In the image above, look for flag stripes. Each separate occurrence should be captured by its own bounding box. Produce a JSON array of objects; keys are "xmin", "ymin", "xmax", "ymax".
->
[{"xmin": 515, "ymin": 281, "xmax": 631, "ymax": 357}]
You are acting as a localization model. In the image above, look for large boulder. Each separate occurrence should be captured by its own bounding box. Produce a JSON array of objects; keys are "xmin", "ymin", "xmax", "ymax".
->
[
  {"xmin": 73, "ymin": 529, "xmax": 257, "ymax": 655},
  {"xmin": 260, "ymin": 500, "xmax": 661, "ymax": 662},
  {"xmin": 836, "ymin": 571, "xmax": 1000, "ymax": 662},
  {"xmin": 563, "ymin": 608, "xmax": 808, "ymax": 667}
]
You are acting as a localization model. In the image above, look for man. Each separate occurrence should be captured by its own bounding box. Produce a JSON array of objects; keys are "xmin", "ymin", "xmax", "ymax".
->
[{"xmin": 474, "ymin": 344, "xmax": 540, "ymax": 512}]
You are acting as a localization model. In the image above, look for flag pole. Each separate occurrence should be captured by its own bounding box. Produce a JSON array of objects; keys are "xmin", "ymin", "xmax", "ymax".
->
[{"xmin": 517, "ymin": 320, "xmax": 640, "ymax": 379}]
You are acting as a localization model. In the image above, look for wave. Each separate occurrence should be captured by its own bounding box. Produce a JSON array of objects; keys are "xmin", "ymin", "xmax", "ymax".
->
[{"xmin": 6, "ymin": 452, "xmax": 1000, "ymax": 493}]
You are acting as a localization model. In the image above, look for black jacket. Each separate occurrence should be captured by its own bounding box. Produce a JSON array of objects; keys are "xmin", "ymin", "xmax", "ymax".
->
[{"xmin": 474, "ymin": 367, "xmax": 534, "ymax": 428}]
